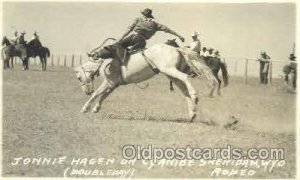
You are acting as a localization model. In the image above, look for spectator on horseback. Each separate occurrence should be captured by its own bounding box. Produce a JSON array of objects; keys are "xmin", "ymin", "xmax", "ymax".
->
[
  {"xmin": 88, "ymin": 8, "xmax": 185, "ymax": 60},
  {"xmin": 257, "ymin": 51, "xmax": 271, "ymax": 84},
  {"xmin": 214, "ymin": 50, "xmax": 220, "ymax": 58},
  {"xmin": 289, "ymin": 53, "xmax": 296, "ymax": 61},
  {"xmin": 200, "ymin": 47, "xmax": 208, "ymax": 57},
  {"xmin": 207, "ymin": 48, "xmax": 214, "ymax": 58},
  {"xmin": 10, "ymin": 31, "xmax": 19, "ymax": 45},
  {"xmin": 15, "ymin": 31, "xmax": 27, "ymax": 59},
  {"xmin": 30, "ymin": 31, "xmax": 43, "ymax": 48},
  {"xmin": 188, "ymin": 32, "xmax": 201, "ymax": 54},
  {"xmin": 17, "ymin": 31, "xmax": 26, "ymax": 45}
]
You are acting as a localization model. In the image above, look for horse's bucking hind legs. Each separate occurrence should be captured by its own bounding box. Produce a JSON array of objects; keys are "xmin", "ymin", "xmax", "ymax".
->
[{"xmin": 167, "ymin": 76, "xmax": 197, "ymax": 122}]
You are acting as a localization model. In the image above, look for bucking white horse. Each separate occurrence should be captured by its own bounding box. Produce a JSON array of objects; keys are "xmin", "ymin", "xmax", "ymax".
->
[{"xmin": 74, "ymin": 44, "xmax": 218, "ymax": 122}]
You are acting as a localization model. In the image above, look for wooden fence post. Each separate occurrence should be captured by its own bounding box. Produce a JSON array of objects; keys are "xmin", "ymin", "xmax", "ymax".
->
[
  {"xmin": 79, "ymin": 54, "xmax": 82, "ymax": 65},
  {"xmin": 234, "ymin": 59, "xmax": 237, "ymax": 73},
  {"xmin": 71, "ymin": 54, "xmax": 75, "ymax": 67},
  {"xmin": 269, "ymin": 61, "xmax": 272, "ymax": 85},
  {"xmin": 57, "ymin": 55, "xmax": 60, "ymax": 66},
  {"xmin": 64, "ymin": 55, "xmax": 67, "ymax": 67},
  {"xmin": 244, "ymin": 58, "xmax": 248, "ymax": 84},
  {"xmin": 51, "ymin": 55, "xmax": 54, "ymax": 66}
]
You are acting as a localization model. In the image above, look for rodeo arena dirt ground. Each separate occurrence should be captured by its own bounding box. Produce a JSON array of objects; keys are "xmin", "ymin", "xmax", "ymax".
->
[{"xmin": 2, "ymin": 63, "xmax": 296, "ymax": 178}]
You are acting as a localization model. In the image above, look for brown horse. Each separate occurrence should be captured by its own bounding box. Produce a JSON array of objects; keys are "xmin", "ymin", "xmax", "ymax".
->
[
  {"xmin": 1, "ymin": 36, "xmax": 27, "ymax": 70},
  {"xmin": 26, "ymin": 39, "xmax": 50, "ymax": 71}
]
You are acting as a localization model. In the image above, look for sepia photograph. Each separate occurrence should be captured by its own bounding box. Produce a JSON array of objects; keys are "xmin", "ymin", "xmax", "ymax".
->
[{"xmin": 0, "ymin": 0, "xmax": 298, "ymax": 179}]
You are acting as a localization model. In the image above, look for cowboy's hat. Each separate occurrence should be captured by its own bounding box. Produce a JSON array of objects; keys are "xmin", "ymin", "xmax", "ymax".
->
[
  {"xmin": 289, "ymin": 53, "xmax": 296, "ymax": 61},
  {"xmin": 141, "ymin": 8, "xmax": 154, "ymax": 19},
  {"xmin": 191, "ymin": 31, "xmax": 199, "ymax": 37},
  {"xmin": 21, "ymin": 31, "xmax": 26, "ymax": 35},
  {"xmin": 260, "ymin": 51, "xmax": 267, "ymax": 55}
]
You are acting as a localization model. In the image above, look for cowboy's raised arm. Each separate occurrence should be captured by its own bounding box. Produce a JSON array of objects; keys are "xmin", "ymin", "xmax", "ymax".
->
[
  {"xmin": 156, "ymin": 23, "xmax": 185, "ymax": 42},
  {"xmin": 118, "ymin": 18, "xmax": 138, "ymax": 41}
]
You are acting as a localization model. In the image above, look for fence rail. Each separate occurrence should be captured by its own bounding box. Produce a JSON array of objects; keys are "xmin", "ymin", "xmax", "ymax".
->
[
  {"xmin": 224, "ymin": 57, "xmax": 293, "ymax": 85},
  {"xmin": 10, "ymin": 54, "xmax": 293, "ymax": 84}
]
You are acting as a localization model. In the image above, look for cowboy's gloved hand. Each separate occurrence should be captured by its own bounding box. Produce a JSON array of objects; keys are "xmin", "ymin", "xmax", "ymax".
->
[{"xmin": 179, "ymin": 36, "xmax": 185, "ymax": 42}]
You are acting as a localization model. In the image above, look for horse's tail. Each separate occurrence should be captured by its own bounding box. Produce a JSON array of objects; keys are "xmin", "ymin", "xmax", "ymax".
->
[
  {"xmin": 45, "ymin": 47, "xmax": 50, "ymax": 57},
  {"xmin": 220, "ymin": 61, "xmax": 229, "ymax": 86},
  {"xmin": 177, "ymin": 49, "xmax": 218, "ymax": 88}
]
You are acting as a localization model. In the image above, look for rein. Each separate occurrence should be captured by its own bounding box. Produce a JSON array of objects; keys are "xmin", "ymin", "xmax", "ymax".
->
[{"xmin": 89, "ymin": 38, "xmax": 117, "ymax": 54}]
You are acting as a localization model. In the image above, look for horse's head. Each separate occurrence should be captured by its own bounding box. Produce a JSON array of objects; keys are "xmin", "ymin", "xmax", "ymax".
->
[
  {"xmin": 74, "ymin": 60, "xmax": 102, "ymax": 95},
  {"xmin": 165, "ymin": 39, "xmax": 180, "ymax": 48},
  {"xmin": 2, "ymin": 36, "xmax": 11, "ymax": 46}
]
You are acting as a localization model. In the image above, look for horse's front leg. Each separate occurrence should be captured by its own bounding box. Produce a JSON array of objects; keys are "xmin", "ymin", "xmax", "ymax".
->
[
  {"xmin": 10, "ymin": 57, "xmax": 14, "ymax": 69},
  {"xmin": 92, "ymin": 86, "xmax": 115, "ymax": 113},
  {"xmin": 39, "ymin": 56, "xmax": 44, "ymax": 71},
  {"xmin": 81, "ymin": 80, "xmax": 113, "ymax": 113},
  {"xmin": 21, "ymin": 57, "xmax": 29, "ymax": 70}
]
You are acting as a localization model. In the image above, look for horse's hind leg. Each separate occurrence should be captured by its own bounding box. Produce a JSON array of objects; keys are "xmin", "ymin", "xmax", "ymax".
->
[
  {"xmin": 167, "ymin": 76, "xmax": 196, "ymax": 122},
  {"xmin": 4, "ymin": 59, "xmax": 8, "ymax": 69},
  {"xmin": 216, "ymin": 76, "xmax": 222, "ymax": 96},
  {"xmin": 10, "ymin": 57, "xmax": 14, "ymax": 69},
  {"xmin": 40, "ymin": 57, "xmax": 46, "ymax": 71},
  {"xmin": 44, "ymin": 57, "xmax": 47, "ymax": 71},
  {"xmin": 161, "ymin": 67, "xmax": 198, "ymax": 104},
  {"xmin": 81, "ymin": 80, "xmax": 115, "ymax": 113}
]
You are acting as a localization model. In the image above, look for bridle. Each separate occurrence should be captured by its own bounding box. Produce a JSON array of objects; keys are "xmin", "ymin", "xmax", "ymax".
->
[
  {"xmin": 78, "ymin": 60, "xmax": 103, "ymax": 86},
  {"xmin": 78, "ymin": 65, "xmax": 92, "ymax": 87}
]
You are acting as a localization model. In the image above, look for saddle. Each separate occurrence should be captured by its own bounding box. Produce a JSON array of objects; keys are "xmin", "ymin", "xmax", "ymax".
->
[
  {"xmin": 106, "ymin": 43, "xmax": 144, "ymax": 66},
  {"xmin": 100, "ymin": 43, "xmax": 146, "ymax": 85}
]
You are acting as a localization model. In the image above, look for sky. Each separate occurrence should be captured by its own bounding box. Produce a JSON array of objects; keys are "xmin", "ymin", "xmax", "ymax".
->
[{"xmin": 2, "ymin": 2, "xmax": 296, "ymax": 61}]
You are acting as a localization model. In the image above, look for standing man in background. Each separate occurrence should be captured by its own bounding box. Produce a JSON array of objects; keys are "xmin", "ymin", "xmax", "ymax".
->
[{"xmin": 258, "ymin": 51, "xmax": 271, "ymax": 84}]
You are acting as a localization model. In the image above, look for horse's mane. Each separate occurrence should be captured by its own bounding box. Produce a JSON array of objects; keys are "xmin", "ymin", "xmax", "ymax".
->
[
  {"xmin": 165, "ymin": 39, "xmax": 180, "ymax": 48},
  {"xmin": 27, "ymin": 39, "xmax": 36, "ymax": 47},
  {"xmin": 78, "ymin": 60, "xmax": 103, "ymax": 74}
]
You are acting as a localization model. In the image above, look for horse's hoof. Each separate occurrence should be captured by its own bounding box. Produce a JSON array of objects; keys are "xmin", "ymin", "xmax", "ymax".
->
[
  {"xmin": 190, "ymin": 114, "xmax": 196, "ymax": 122},
  {"xmin": 92, "ymin": 107, "xmax": 99, "ymax": 113},
  {"xmin": 191, "ymin": 95, "xmax": 199, "ymax": 104},
  {"xmin": 80, "ymin": 107, "xmax": 89, "ymax": 113},
  {"xmin": 194, "ymin": 97, "xmax": 199, "ymax": 104}
]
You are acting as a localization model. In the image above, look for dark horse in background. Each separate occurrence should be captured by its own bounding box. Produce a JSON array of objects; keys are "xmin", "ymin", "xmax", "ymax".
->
[
  {"xmin": 165, "ymin": 39, "xmax": 229, "ymax": 96},
  {"xmin": 26, "ymin": 39, "xmax": 50, "ymax": 71},
  {"xmin": 2, "ymin": 36, "xmax": 50, "ymax": 71}
]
